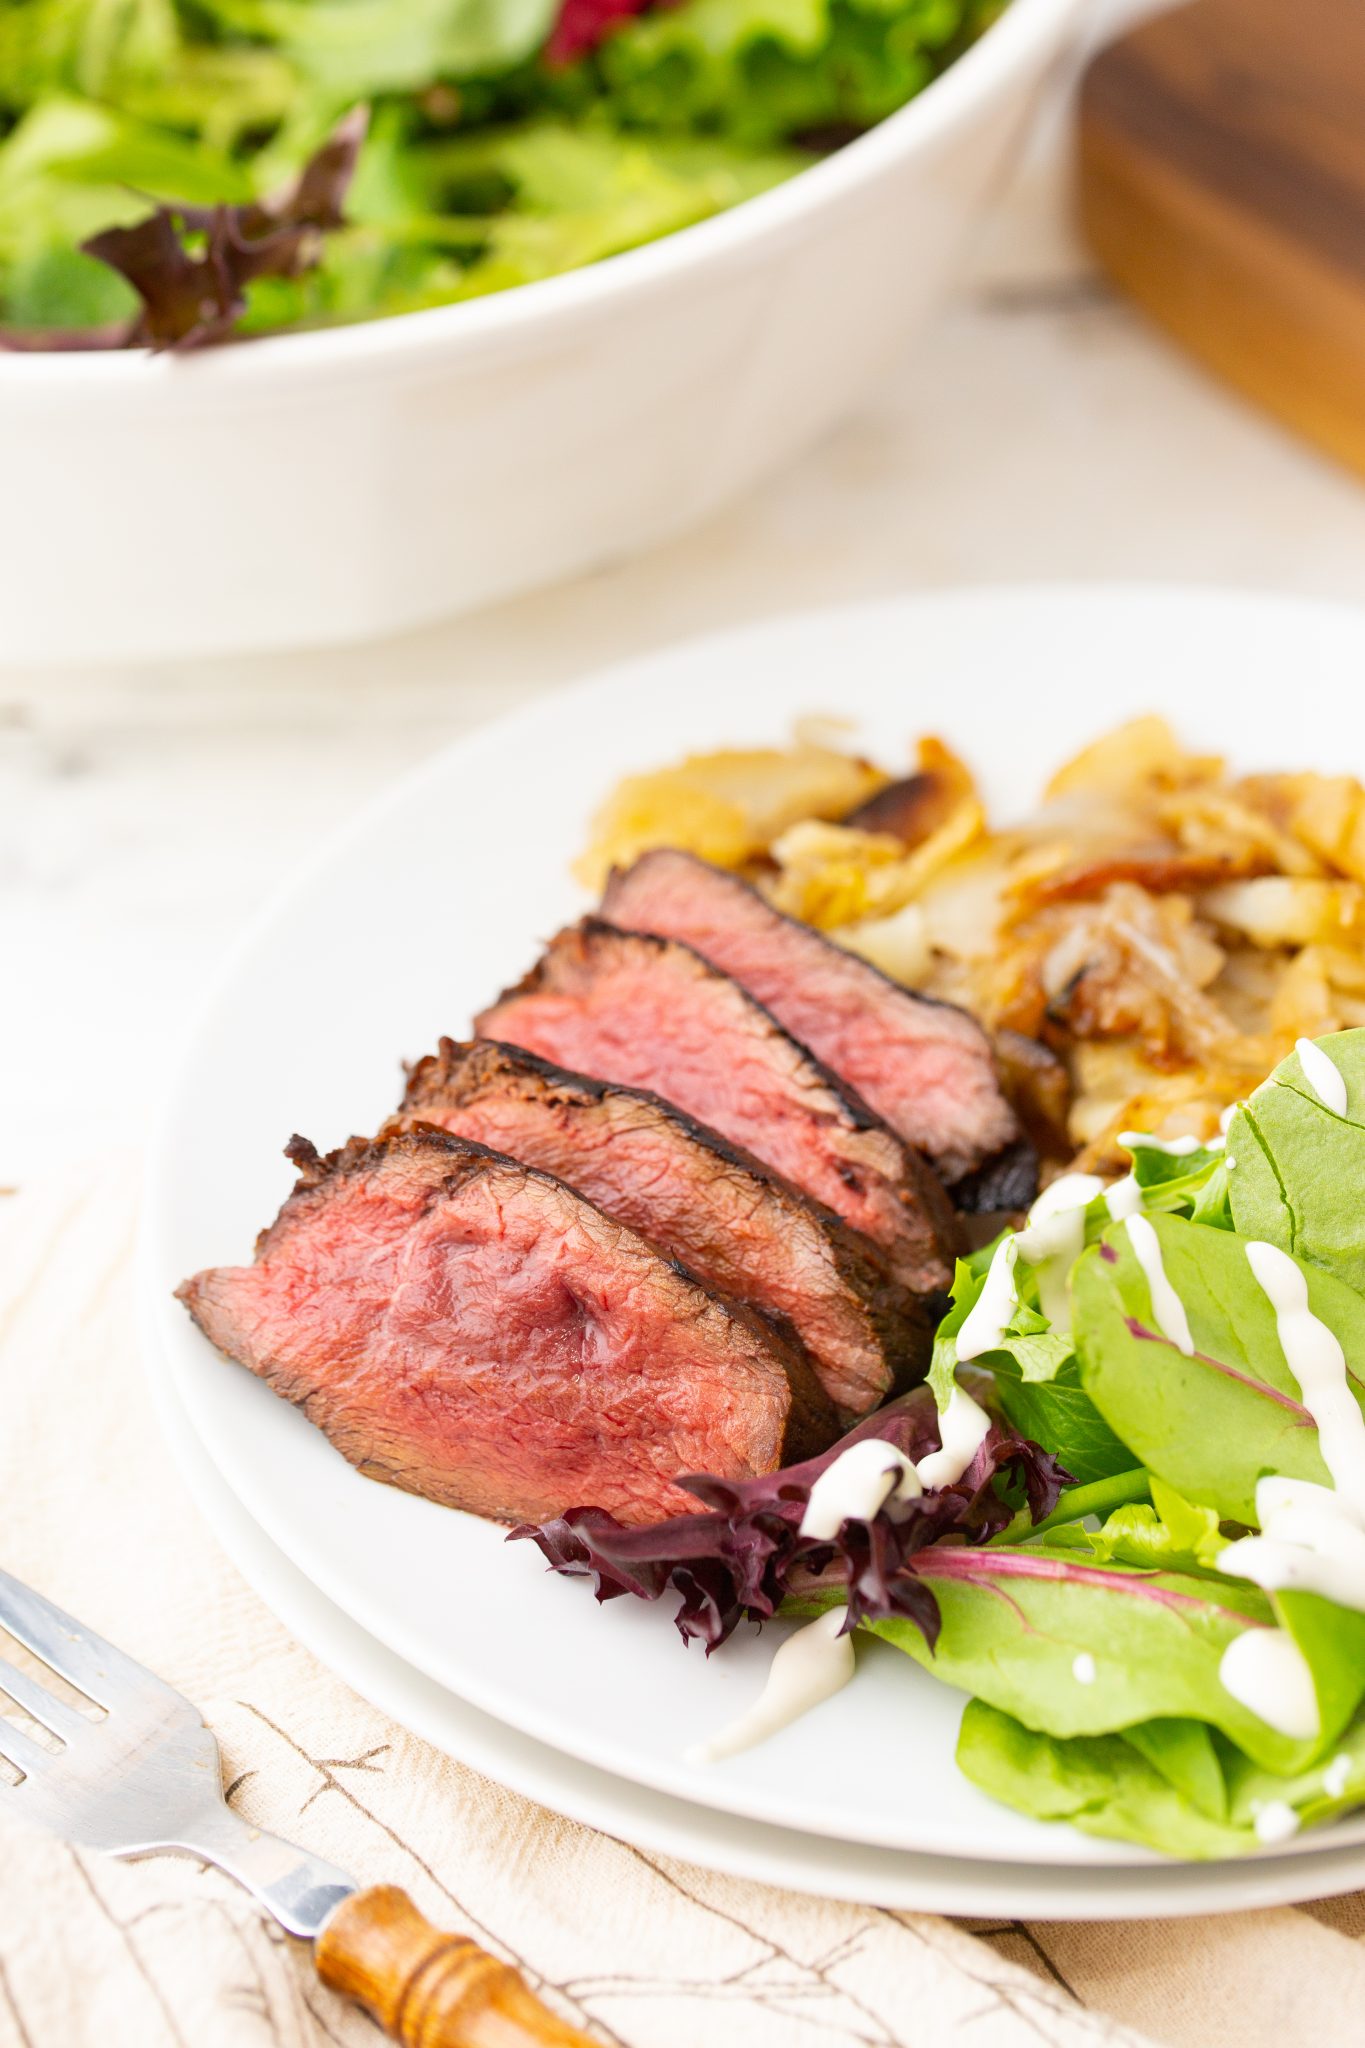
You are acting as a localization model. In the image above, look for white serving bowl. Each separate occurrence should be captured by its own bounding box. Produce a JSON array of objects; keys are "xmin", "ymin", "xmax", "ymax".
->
[{"xmin": 0, "ymin": 0, "xmax": 1085, "ymax": 667}]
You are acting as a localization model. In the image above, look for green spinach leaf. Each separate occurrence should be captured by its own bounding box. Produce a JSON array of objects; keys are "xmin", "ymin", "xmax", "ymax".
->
[
  {"xmin": 1071, "ymin": 1212, "xmax": 1365, "ymax": 1522},
  {"xmin": 1227, "ymin": 1029, "xmax": 1365, "ymax": 1292},
  {"xmin": 958, "ymin": 1694, "xmax": 1365, "ymax": 1859},
  {"xmin": 847, "ymin": 1543, "xmax": 1362, "ymax": 1774},
  {"xmin": 956, "ymin": 1703, "xmax": 1251, "ymax": 1858}
]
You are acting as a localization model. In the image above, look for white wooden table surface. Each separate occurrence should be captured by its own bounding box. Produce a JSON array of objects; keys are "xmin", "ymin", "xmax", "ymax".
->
[{"xmin": 6, "ymin": 95, "xmax": 1365, "ymax": 1185}]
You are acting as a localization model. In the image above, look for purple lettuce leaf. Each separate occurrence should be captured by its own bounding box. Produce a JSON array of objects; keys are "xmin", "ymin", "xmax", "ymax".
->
[
  {"xmin": 70, "ymin": 108, "xmax": 368, "ymax": 353},
  {"xmin": 509, "ymin": 1386, "xmax": 1071, "ymax": 1652}
]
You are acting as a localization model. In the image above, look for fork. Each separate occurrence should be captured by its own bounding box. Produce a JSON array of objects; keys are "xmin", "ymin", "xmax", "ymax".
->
[{"xmin": 0, "ymin": 1565, "xmax": 596, "ymax": 2047}]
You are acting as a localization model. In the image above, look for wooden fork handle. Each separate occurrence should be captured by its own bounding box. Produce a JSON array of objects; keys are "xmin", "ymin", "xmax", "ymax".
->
[{"xmin": 315, "ymin": 1885, "xmax": 598, "ymax": 2047}]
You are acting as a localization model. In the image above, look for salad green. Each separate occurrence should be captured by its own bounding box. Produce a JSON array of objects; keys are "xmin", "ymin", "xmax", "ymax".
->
[
  {"xmin": 1227, "ymin": 1037, "xmax": 1365, "ymax": 1291},
  {"xmin": 522, "ymin": 1022, "xmax": 1365, "ymax": 1861},
  {"xmin": 0, "ymin": 0, "xmax": 1004, "ymax": 347},
  {"xmin": 882, "ymin": 1027, "xmax": 1365, "ymax": 1858}
]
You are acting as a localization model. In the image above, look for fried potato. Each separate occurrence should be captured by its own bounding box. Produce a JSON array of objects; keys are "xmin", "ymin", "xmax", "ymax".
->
[
  {"xmin": 580, "ymin": 719, "xmax": 1365, "ymax": 1162},
  {"xmin": 828, "ymin": 901, "xmax": 933, "ymax": 985},
  {"xmin": 1267, "ymin": 945, "xmax": 1340, "ymax": 1041},
  {"xmin": 1198, "ymin": 877, "xmax": 1365, "ymax": 949},
  {"xmin": 1163, "ymin": 787, "xmax": 1323, "ymax": 878},
  {"xmin": 1273, "ymin": 773, "xmax": 1365, "ymax": 883},
  {"xmin": 1044, "ymin": 716, "xmax": 1220, "ymax": 802},
  {"xmin": 843, "ymin": 737, "xmax": 979, "ymax": 844},
  {"xmin": 768, "ymin": 798, "xmax": 985, "ymax": 929},
  {"xmin": 575, "ymin": 743, "xmax": 885, "ymax": 891},
  {"xmin": 765, "ymin": 820, "xmax": 911, "ymax": 928}
]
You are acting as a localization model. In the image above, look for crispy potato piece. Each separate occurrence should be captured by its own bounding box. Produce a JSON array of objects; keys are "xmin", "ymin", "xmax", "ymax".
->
[
  {"xmin": 575, "ymin": 744, "xmax": 885, "ymax": 891},
  {"xmin": 1199, "ymin": 877, "xmax": 1365, "ymax": 949},
  {"xmin": 1045, "ymin": 716, "xmax": 1220, "ymax": 802},
  {"xmin": 828, "ymin": 901, "xmax": 933, "ymax": 985},
  {"xmin": 768, "ymin": 799, "xmax": 985, "ymax": 929},
  {"xmin": 765, "ymin": 821, "xmax": 913, "ymax": 927},
  {"xmin": 844, "ymin": 737, "xmax": 979, "ymax": 844},
  {"xmin": 1316, "ymin": 944, "xmax": 1365, "ymax": 995},
  {"xmin": 845, "ymin": 774, "xmax": 951, "ymax": 845},
  {"xmin": 576, "ymin": 782, "xmax": 752, "ymax": 891},
  {"xmin": 1020, "ymin": 844, "xmax": 1267, "ymax": 908},
  {"xmin": 879, "ymin": 798, "xmax": 986, "ymax": 904},
  {"xmin": 1023, "ymin": 884, "xmax": 1257, "ymax": 1070},
  {"xmin": 920, "ymin": 735, "xmax": 977, "ymax": 802},
  {"xmin": 1065, "ymin": 1039, "xmax": 1242, "ymax": 1163},
  {"xmin": 673, "ymin": 746, "xmax": 886, "ymax": 842},
  {"xmin": 1267, "ymin": 944, "xmax": 1340, "ymax": 1041},
  {"xmin": 920, "ymin": 844, "xmax": 1018, "ymax": 961},
  {"xmin": 1163, "ymin": 788, "xmax": 1323, "ymax": 878},
  {"xmin": 1279, "ymin": 774, "xmax": 1365, "ymax": 883}
]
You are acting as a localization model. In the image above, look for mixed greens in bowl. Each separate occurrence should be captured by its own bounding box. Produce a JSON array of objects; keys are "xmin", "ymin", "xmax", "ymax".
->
[{"xmin": 0, "ymin": 0, "xmax": 1004, "ymax": 347}]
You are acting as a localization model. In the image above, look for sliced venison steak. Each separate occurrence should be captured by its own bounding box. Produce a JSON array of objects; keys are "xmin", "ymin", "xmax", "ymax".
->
[
  {"xmin": 179, "ymin": 1129, "xmax": 835, "ymax": 1528},
  {"xmin": 475, "ymin": 922, "xmax": 957, "ymax": 1296},
  {"xmin": 601, "ymin": 848, "xmax": 1027, "ymax": 1193},
  {"xmin": 396, "ymin": 1037, "xmax": 931, "ymax": 1415}
]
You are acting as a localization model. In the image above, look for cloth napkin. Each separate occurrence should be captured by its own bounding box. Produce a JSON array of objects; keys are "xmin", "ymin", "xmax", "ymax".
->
[{"xmin": 3, "ymin": 1165, "xmax": 1365, "ymax": 2048}]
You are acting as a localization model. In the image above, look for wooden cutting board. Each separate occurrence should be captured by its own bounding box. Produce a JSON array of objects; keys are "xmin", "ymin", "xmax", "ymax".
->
[{"xmin": 1078, "ymin": 0, "xmax": 1365, "ymax": 478}]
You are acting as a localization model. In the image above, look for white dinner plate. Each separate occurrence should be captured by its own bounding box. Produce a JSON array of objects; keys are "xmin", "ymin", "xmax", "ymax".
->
[
  {"xmin": 145, "ymin": 1297, "xmax": 1365, "ymax": 1917},
  {"xmin": 142, "ymin": 585, "xmax": 1365, "ymax": 1877}
]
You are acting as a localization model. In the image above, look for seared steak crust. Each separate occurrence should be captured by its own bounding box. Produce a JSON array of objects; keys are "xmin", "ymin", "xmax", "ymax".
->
[
  {"xmin": 601, "ymin": 848, "xmax": 1027, "ymax": 1192},
  {"xmin": 475, "ymin": 921, "xmax": 958, "ymax": 1295},
  {"xmin": 180, "ymin": 1128, "xmax": 836, "ymax": 1527},
  {"xmin": 395, "ymin": 1037, "xmax": 932, "ymax": 1415}
]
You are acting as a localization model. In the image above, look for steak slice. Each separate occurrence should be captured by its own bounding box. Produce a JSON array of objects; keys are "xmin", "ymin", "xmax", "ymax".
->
[
  {"xmin": 396, "ymin": 1038, "xmax": 931, "ymax": 1416},
  {"xmin": 178, "ymin": 1129, "xmax": 835, "ymax": 1528},
  {"xmin": 601, "ymin": 848, "xmax": 1026, "ymax": 1192},
  {"xmin": 475, "ymin": 922, "xmax": 957, "ymax": 1296}
]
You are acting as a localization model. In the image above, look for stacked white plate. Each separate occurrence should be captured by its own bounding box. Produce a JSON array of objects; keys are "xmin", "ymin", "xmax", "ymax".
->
[{"xmin": 141, "ymin": 588, "xmax": 1365, "ymax": 1917}]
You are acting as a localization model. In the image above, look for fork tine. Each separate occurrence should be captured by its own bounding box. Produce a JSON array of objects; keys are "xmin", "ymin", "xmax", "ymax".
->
[
  {"xmin": 0, "ymin": 1567, "xmax": 170, "ymax": 1711},
  {"xmin": 0, "ymin": 1652, "xmax": 87, "ymax": 1740},
  {"xmin": 0, "ymin": 1713, "xmax": 54, "ymax": 1780}
]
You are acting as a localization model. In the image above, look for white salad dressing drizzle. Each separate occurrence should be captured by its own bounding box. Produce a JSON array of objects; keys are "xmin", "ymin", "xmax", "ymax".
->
[
  {"xmin": 1072, "ymin": 1653, "xmax": 1097, "ymax": 1686},
  {"xmin": 1015, "ymin": 1175, "xmax": 1106, "ymax": 1265},
  {"xmin": 1015, "ymin": 1173, "xmax": 1106, "ymax": 1327},
  {"xmin": 800, "ymin": 1439, "xmax": 921, "ymax": 1542},
  {"xmin": 1104, "ymin": 1174, "xmax": 1143, "ymax": 1222},
  {"xmin": 955, "ymin": 1236, "xmax": 1019, "ymax": 1361},
  {"xmin": 1220, "ymin": 1102, "xmax": 1238, "ymax": 1136},
  {"xmin": 686, "ymin": 1607, "xmax": 855, "ymax": 1765},
  {"xmin": 1220, "ymin": 1476, "xmax": 1365, "ymax": 1615},
  {"xmin": 917, "ymin": 1387, "xmax": 992, "ymax": 1491},
  {"xmin": 1325, "ymin": 1755, "xmax": 1353, "ymax": 1800},
  {"xmin": 1258, "ymin": 1473, "xmax": 1358, "ymax": 1525},
  {"xmin": 1253, "ymin": 1801, "xmax": 1301, "ymax": 1846},
  {"xmin": 1245, "ymin": 1240, "xmax": 1365, "ymax": 1515},
  {"xmin": 1125, "ymin": 1215, "xmax": 1195, "ymax": 1355},
  {"xmin": 1295, "ymin": 1036, "xmax": 1348, "ymax": 1116},
  {"xmin": 1219, "ymin": 1627, "xmax": 1321, "ymax": 1741}
]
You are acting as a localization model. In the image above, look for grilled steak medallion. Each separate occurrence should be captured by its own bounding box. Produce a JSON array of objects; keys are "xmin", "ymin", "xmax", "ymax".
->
[
  {"xmin": 178, "ymin": 1129, "xmax": 835, "ymax": 1527},
  {"xmin": 476, "ymin": 922, "xmax": 957, "ymax": 1295},
  {"xmin": 600, "ymin": 848, "xmax": 1025, "ymax": 1192},
  {"xmin": 397, "ymin": 1038, "xmax": 931, "ymax": 1415}
]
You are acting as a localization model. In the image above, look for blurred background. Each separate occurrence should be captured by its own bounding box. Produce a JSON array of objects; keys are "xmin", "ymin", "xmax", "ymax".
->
[{"xmin": 5, "ymin": 0, "xmax": 1365, "ymax": 1184}]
